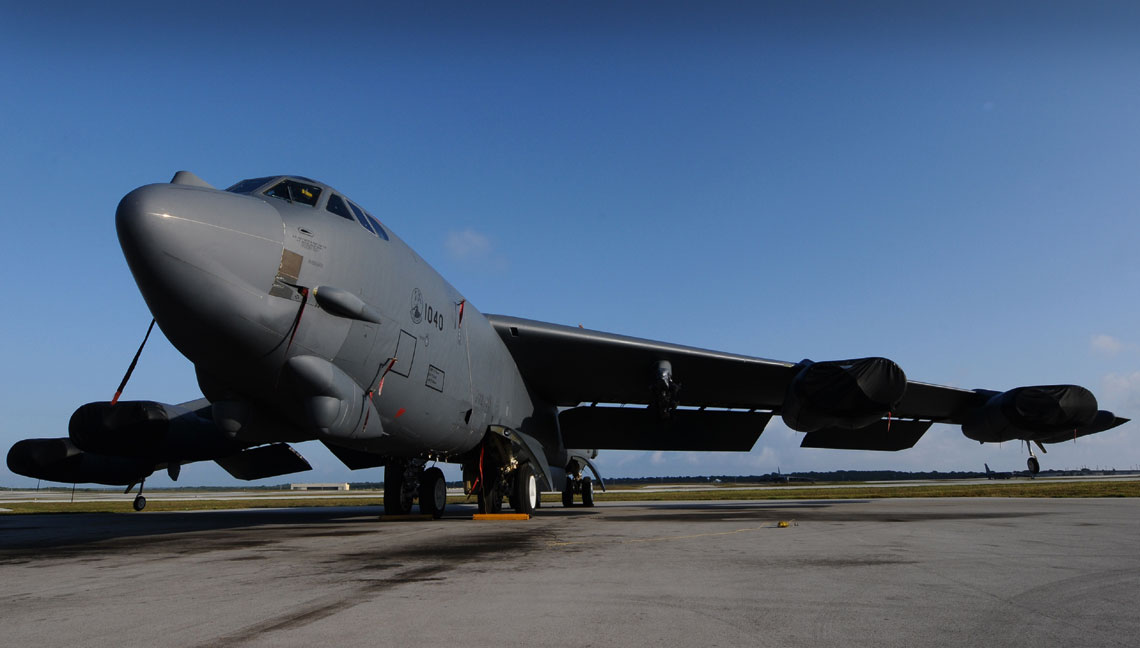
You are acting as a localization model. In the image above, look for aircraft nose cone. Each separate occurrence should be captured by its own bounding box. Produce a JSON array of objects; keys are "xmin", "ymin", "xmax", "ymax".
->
[{"xmin": 116, "ymin": 182, "xmax": 285, "ymax": 363}]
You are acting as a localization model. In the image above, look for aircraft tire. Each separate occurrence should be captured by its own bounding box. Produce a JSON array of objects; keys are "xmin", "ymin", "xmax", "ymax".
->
[
  {"xmin": 513, "ymin": 464, "xmax": 537, "ymax": 516},
  {"xmin": 133, "ymin": 495, "xmax": 146, "ymax": 511},
  {"xmin": 1027, "ymin": 456, "xmax": 1040, "ymax": 475},
  {"xmin": 477, "ymin": 484, "xmax": 503, "ymax": 514},
  {"xmin": 581, "ymin": 476, "xmax": 594, "ymax": 507},
  {"xmin": 418, "ymin": 467, "xmax": 447, "ymax": 519},
  {"xmin": 384, "ymin": 464, "xmax": 413, "ymax": 515},
  {"xmin": 562, "ymin": 476, "xmax": 575, "ymax": 507}
]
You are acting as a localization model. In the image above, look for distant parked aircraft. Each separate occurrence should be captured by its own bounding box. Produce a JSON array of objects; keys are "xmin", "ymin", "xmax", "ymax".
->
[{"xmin": 985, "ymin": 463, "xmax": 1013, "ymax": 479}]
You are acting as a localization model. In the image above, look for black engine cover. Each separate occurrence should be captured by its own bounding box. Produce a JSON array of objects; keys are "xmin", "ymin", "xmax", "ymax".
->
[
  {"xmin": 7, "ymin": 437, "xmax": 153, "ymax": 486},
  {"xmin": 69, "ymin": 400, "xmax": 240, "ymax": 461},
  {"xmin": 961, "ymin": 385, "xmax": 1098, "ymax": 443},
  {"xmin": 781, "ymin": 357, "xmax": 907, "ymax": 433}
]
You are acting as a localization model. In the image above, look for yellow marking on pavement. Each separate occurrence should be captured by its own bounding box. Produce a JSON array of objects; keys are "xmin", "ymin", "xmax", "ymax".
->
[
  {"xmin": 473, "ymin": 513, "xmax": 532, "ymax": 521},
  {"xmin": 547, "ymin": 526, "xmax": 774, "ymax": 548}
]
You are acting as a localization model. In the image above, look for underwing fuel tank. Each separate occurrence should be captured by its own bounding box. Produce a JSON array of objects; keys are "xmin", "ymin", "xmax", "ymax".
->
[{"xmin": 781, "ymin": 357, "xmax": 907, "ymax": 432}]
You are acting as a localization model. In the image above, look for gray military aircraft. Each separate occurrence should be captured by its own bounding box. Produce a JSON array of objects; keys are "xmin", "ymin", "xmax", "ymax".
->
[{"xmin": 7, "ymin": 172, "xmax": 1129, "ymax": 514}]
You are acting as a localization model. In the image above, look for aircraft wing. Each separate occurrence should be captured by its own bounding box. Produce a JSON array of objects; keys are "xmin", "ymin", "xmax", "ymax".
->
[
  {"xmin": 485, "ymin": 315, "xmax": 795, "ymax": 409},
  {"xmin": 486, "ymin": 315, "xmax": 1127, "ymax": 452}
]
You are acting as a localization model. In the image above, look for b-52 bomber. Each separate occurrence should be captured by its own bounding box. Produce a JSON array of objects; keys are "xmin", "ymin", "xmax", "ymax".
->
[{"xmin": 8, "ymin": 172, "xmax": 1129, "ymax": 515}]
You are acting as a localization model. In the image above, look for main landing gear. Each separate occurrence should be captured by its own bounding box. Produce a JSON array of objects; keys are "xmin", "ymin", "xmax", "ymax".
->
[
  {"xmin": 471, "ymin": 459, "xmax": 539, "ymax": 516},
  {"xmin": 384, "ymin": 460, "xmax": 448, "ymax": 519},
  {"xmin": 463, "ymin": 437, "xmax": 541, "ymax": 516},
  {"xmin": 562, "ymin": 473, "xmax": 594, "ymax": 507}
]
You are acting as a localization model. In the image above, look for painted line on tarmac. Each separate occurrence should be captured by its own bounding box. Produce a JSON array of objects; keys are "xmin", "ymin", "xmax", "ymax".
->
[{"xmin": 547, "ymin": 525, "xmax": 775, "ymax": 548}]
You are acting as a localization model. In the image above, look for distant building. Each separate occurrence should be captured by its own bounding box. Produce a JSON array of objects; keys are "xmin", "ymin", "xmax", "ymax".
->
[{"xmin": 290, "ymin": 483, "xmax": 350, "ymax": 491}]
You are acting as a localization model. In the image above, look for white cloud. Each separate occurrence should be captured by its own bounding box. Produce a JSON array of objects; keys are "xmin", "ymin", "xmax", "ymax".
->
[
  {"xmin": 1091, "ymin": 334, "xmax": 1125, "ymax": 355},
  {"xmin": 445, "ymin": 228, "xmax": 493, "ymax": 262},
  {"xmin": 443, "ymin": 228, "xmax": 508, "ymax": 272},
  {"xmin": 1102, "ymin": 371, "xmax": 1140, "ymax": 413}
]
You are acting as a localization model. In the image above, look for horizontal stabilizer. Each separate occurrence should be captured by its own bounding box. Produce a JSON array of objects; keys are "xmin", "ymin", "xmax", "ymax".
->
[
  {"xmin": 215, "ymin": 443, "xmax": 311, "ymax": 480},
  {"xmin": 322, "ymin": 440, "xmax": 386, "ymax": 470},
  {"xmin": 560, "ymin": 406, "xmax": 771, "ymax": 451},
  {"xmin": 800, "ymin": 419, "xmax": 932, "ymax": 451}
]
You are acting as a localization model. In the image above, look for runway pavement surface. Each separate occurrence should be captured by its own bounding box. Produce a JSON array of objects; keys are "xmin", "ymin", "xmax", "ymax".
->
[{"xmin": 3, "ymin": 498, "xmax": 1138, "ymax": 647}]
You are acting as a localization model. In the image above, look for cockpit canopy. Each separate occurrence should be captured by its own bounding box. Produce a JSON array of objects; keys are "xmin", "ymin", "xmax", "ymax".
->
[{"xmin": 225, "ymin": 175, "xmax": 389, "ymax": 241}]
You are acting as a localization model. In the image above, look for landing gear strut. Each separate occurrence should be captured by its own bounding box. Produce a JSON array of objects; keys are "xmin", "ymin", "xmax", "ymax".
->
[
  {"xmin": 126, "ymin": 478, "xmax": 147, "ymax": 511},
  {"xmin": 1025, "ymin": 440, "xmax": 1042, "ymax": 476}
]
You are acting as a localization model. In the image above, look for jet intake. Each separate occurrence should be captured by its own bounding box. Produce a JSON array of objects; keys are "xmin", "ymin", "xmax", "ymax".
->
[
  {"xmin": 961, "ymin": 385, "xmax": 1098, "ymax": 443},
  {"xmin": 781, "ymin": 357, "xmax": 907, "ymax": 433},
  {"xmin": 68, "ymin": 400, "xmax": 242, "ymax": 461},
  {"xmin": 7, "ymin": 437, "xmax": 154, "ymax": 486}
]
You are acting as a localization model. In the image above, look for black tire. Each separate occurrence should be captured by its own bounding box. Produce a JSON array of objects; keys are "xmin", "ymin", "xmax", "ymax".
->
[
  {"xmin": 581, "ymin": 476, "xmax": 594, "ymax": 507},
  {"xmin": 478, "ymin": 484, "xmax": 503, "ymax": 514},
  {"xmin": 513, "ymin": 464, "xmax": 537, "ymax": 516},
  {"xmin": 1027, "ymin": 456, "xmax": 1040, "ymax": 475},
  {"xmin": 384, "ymin": 464, "xmax": 413, "ymax": 515},
  {"xmin": 562, "ymin": 476, "xmax": 575, "ymax": 507},
  {"xmin": 132, "ymin": 495, "xmax": 146, "ymax": 511},
  {"xmin": 418, "ymin": 467, "xmax": 447, "ymax": 519}
]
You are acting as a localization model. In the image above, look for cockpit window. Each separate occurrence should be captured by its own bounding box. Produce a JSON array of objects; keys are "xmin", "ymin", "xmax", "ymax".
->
[
  {"xmin": 366, "ymin": 214, "xmax": 390, "ymax": 241},
  {"xmin": 326, "ymin": 194, "xmax": 353, "ymax": 221},
  {"xmin": 264, "ymin": 179, "xmax": 322, "ymax": 207},
  {"xmin": 225, "ymin": 177, "xmax": 275, "ymax": 194},
  {"xmin": 348, "ymin": 201, "xmax": 389, "ymax": 241}
]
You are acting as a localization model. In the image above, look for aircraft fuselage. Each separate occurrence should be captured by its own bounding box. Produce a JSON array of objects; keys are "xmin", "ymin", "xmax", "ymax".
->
[{"xmin": 117, "ymin": 175, "xmax": 556, "ymax": 464}]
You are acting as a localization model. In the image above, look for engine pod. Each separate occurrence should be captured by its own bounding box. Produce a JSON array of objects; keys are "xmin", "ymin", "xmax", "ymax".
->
[
  {"xmin": 961, "ymin": 385, "xmax": 1098, "ymax": 443},
  {"xmin": 781, "ymin": 357, "xmax": 907, "ymax": 433}
]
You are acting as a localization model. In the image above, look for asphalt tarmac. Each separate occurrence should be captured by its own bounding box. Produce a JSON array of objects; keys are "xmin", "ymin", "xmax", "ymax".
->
[{"xmin": 3, "ymin": 498, "xmax": 1138, "ymax": 647}]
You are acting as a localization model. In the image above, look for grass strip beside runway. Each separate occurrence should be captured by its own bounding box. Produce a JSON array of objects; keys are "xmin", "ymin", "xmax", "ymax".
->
[{"xmin": 3, "ymin": 479, "xmax": 1139, "ymax": 514}]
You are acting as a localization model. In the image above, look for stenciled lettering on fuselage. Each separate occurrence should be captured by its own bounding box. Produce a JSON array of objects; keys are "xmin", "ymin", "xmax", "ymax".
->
[{"xmin": 410, "ymin": 287, "xmax": 445, "ymax": 331}]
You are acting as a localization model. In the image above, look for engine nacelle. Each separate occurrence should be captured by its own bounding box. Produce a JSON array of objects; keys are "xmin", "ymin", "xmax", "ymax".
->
[
  {"xmin": 69, "ymin": 400, "xmax": 241, "ymax": 461},
  {"xmin": 961, "ymin": 385, "xmax": 1097, "ymax": 443},
  {"xmin": 7, "ymin": 437, "xmax": 154, "ymax": 486},
  {"xmin": 781, "ymin": 357, "xmax": 907, "ymax": 433}
]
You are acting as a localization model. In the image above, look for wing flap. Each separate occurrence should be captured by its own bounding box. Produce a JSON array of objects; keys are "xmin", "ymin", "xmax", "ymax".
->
[
  {"xmin": 800, "ymin": 419, "xmax": 932, "ymax": 451},
  {"xmin": 322, "ymin": 440, "xmax": 386, "ymax": 470},
  {"xmin": 215, "ymin": 443, "xmax": 312, "ymax": 480},
  {"xmin": 559, "ymin": 406, "xmax": 772, "ymax": 451}
]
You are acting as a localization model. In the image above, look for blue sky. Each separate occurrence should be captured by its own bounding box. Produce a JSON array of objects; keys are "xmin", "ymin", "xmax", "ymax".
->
[{"xmin": 2, "ymin": 2, "xmax": 1138, "ymax": 487}]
